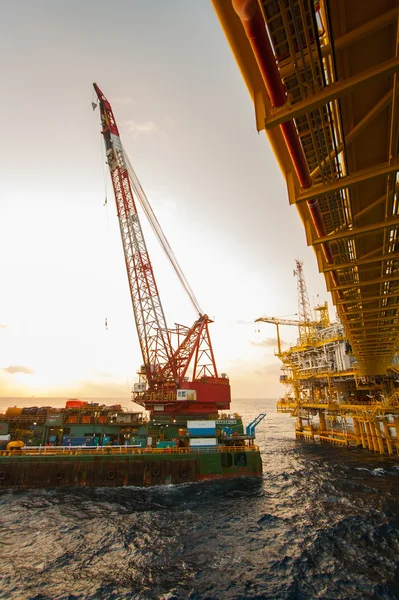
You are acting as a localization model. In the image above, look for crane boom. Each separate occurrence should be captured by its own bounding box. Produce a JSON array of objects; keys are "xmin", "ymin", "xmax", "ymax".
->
[
  {"xmin": 255, "ymin": 317, "xmax": 303, "ymax": 355},
  {"xmin": 255, "ymin": 317, "xmax": 302, "ymax": 326},
  {"xmin": 93, "ymin": 83, "xmax": 177, "ymax": 386},
  {"xmin": 93, "ymin": 84, "xmax": 231, "ymax": 416}
]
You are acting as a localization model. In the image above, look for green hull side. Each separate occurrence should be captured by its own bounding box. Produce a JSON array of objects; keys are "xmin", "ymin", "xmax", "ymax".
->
[
  {"xmin": 197, "ymin": 450, "xmax": 262, "ymax": 478},
  {"xmin": 0, "ymin": 450, "xmax": 262, "ymax": 489}
]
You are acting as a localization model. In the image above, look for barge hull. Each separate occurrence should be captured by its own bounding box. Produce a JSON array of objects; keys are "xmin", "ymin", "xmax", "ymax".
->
[{"xmin": 0, "ymin": 450, "xmax": 262, "ymax": 489}]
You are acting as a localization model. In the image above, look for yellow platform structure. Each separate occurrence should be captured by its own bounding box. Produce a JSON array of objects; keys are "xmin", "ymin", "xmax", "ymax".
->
[{"xmin": 213, "ymin": 0, "xmax": 399, "ymax": 454}]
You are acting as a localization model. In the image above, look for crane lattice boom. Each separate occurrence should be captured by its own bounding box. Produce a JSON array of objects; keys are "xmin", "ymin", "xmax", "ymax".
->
[
  {"xmin": 93, "ymin": 84, "xmax": 177, "ymax": 387},
  {"xmin": 93, "ymin": 84, "xmax": 230, "ymax": 415},
  {"xmin": 255, "ymin": 317, "xmax": 302, "ymax": 327}
]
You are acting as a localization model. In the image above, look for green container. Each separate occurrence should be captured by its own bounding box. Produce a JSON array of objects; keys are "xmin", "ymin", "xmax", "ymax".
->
[{"xmin": 156, "ymin": 441, "xmax": 177, "ymax": 448}]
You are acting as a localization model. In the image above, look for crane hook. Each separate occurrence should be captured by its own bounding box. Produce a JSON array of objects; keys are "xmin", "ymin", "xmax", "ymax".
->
[
  {"xmin": 92, "ymin": 102, "xmax": 98, "ymax": 111},
  {"xmin": 105, "ymin": 318, "xmax": 108, "ymax": 330}
]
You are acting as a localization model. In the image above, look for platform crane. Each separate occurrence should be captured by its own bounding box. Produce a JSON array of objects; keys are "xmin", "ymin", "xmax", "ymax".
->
[
  {"xmin": 256, "ymin": 310, "xmax": 330, "ymax": 356},
  {"xmin": 255, "ymin": 316, "xmax": 302, "ymax": 356},
  {"xmin": 256, "ymin": 261, "xmax": 331, "ymax": 354},
  {"xmin": 93, "ymin": 84, "xmax": 230, "ymax": 416}
]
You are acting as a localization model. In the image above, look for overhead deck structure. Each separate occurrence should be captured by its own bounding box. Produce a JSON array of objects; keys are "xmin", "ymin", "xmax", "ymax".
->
[{"xmin": 212, "ymin": 0, "xmax": 399, "ymax": 376}]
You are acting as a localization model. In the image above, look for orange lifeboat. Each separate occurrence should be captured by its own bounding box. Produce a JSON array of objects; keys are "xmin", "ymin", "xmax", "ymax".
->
[{"xmin": 65, "ymin": 399, "xmax": 85, "ymax": 409}]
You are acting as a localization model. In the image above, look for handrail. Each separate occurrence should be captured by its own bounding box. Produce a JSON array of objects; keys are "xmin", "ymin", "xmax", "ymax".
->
[{"xmin": 0, "ymin": 444, "xmax": 260, "ymax": 458}]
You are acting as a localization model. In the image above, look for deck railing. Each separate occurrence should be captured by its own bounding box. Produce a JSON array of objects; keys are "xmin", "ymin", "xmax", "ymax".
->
[{"xmin": 0, "ymin": 444, "xmax": 259, "ymax": 457}]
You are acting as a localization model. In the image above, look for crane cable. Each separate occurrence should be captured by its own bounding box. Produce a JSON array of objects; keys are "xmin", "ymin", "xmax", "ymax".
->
[
  {"xmin": 122, "ymin": 144, "xmax": 203, "ymax": 316},
  {"xmin": 101, "ymin": 135, "xmax": 109, "ymax": 330}
]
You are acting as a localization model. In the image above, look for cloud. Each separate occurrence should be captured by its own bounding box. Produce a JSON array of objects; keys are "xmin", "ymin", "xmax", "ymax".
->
[
  {"xmin": 124, "ymin": 120, "xmax": 160, "ymax": 139},
  {"xmin": 264, "ymin": 363, "xmax": 283, "ymax": 375},
  {"xmin": 3, "ymin": 365, "xmax": 34, "ymax": 375},
  {"xmin": 250, "ymin": 337, "xmax": 285, "ymax": 347},
  {"xmin": 254, "ymin": 363, "xmax": 282, "ymax": 376}
]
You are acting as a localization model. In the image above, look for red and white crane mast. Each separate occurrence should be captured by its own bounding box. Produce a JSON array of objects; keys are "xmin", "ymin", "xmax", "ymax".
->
[
  {"xmin": 93, "ymin": 84, "xmax": 177, "ymax": 389},
  {"xmin": 93, "ymin": 84, "xmax": 231, "ymax": 415}
]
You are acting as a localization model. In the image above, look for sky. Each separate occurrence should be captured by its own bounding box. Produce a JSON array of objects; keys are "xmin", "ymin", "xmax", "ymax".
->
[{"xmin": 0, "ymin": 0, "xmax": 332, "ymax": 401}]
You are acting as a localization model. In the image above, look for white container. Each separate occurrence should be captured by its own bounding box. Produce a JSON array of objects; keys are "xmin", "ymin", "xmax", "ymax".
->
[
  {"xmin": 177, "ymin": 389, "xmax": 197, "ymax": 401},
  {"xmin": 134, "ymin": 382, "xmax": 146, "ymax": 392},
  {"xmin": 116, "ymin": 414, "xmax": 133, "ymax": 423},
  {"xmin": 187, "ymin": 420, "xmax": 216, "ymax": 430},
  {"xmin": 190, "ymin": 437, "xmax": 217, "ymax": 447}
]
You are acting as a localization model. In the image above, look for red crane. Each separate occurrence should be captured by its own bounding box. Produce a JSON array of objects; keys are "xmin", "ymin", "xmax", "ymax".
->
[{"xmin": 93, "ymin": 84, "xmax": 230, "ymax": 416}]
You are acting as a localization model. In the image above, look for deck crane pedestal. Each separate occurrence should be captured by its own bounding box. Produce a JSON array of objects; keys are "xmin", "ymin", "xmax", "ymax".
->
[{"xmin": 93, "ymin": 83, "xmax": 230, "ymax": 418}]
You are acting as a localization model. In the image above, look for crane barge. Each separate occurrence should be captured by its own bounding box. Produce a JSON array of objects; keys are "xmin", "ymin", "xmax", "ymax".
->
[{"xmin": 0, "ymin": 85, "xmax": 264, "ymax": 489}]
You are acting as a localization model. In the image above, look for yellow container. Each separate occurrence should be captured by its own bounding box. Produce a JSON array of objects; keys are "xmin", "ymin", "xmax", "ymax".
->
[
  {"xmin": 6, "ymin": 440, "xmax": 24, "ymax": 450},
  {"xmin": 5, "ymin": 407, "xmax": 22, "ymax": 417}
]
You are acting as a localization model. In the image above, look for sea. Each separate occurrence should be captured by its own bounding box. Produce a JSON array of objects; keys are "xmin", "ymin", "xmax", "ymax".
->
[{"xmin": 1, "ymin": 396, "xmax": 399, "ymax": 600}]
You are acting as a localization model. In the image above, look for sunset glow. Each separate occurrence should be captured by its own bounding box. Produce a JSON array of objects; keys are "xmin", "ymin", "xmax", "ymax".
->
[{"xmin": 0, "ymin": 1, "xmax": 331, "ymax": 400}]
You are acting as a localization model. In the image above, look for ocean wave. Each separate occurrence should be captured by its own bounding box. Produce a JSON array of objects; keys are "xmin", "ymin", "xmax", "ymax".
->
[{"xmin": 2, "ymin": 400, "xmax": 399, "ymax": 599}]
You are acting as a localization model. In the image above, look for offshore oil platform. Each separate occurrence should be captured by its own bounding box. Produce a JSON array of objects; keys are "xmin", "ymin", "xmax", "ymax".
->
[
  {"xmin": 258, "ymin": 260, "xmax": 399, "ymax": 456},
  {"xmin": 212, "ymin": 0, "xmax": 399, "ymax": 457}
]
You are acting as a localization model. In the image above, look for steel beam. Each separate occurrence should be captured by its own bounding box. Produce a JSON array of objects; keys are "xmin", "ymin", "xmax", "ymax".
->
[
  {"xmin": 355, "ymin": 350, "xmax": 395, "ymax": 354},
  {"xmin": 279, "ymin": 8, "xmax": 398, "ymax": 80},
  {"xmin": 352, "ymin": 337, "xmax": 396, "ymax": 346},
  {"xmin": 310, "ymin": 91, "xmax": 395, "ymax": 180},
  {"xmin": 354, "ymin": 194, "xmax": 387, "ymax": 222},
  {"xmin": 292, "ymin": 161, "xmax": 399, "ymax": 205},
  {"xmin": 352, "ymin": 341, "xmax": 397, "ymax": 347},
  {"xmin": 345, "ymin": 315, "xmax": 399, "ymax": 327},
  {"xmin": 323, "ymin": 251, "xmax": 399, "ymax": 272},
  {"xmin": 346, "ymin": 323, "xmax": 399, "ymax": 334},
  {"xmin": 351, "ymin": 332, "xmax": 399, "ymax": 340},
  {"xmin": 265, "ymin": 56, "xmax": 399, "ymax": 130},
  {"xmin": 388, "ymin": 13, "xmax": 399, "ymax": 163},
  {"xmin": 353, "ymin": 349, "xmax": 396, "ymax": 355},
  {"xmin": 312, "ymin": 218, "xmax": 399, "ymax": 245},
  {"xmin": 352, "ymin": 338, "xmax": 398, "ymax": 344},
  {"xmin": 346, "ymin": 321, "xmax": 399, "ymax": 331},
  {"xmin": 335, "ymin": 290, "xmax": 399, "ymax": 305},
  {"xmin": 334, "ymin": 8, "xmax": 398, "ymax": 51},
  {"xmin": 349, "ymin": 340, "xmax": 397, "ymax": 344},
  {"xmin": 331, "ymin": 274, "xmax": 399, "ymax": 292},
  {"xmin": 353, "ymin": 341, "xmax": 396, "ymax": 347},
  {"xmin": 355, "ymin": 349, "xmax": 395, "ymax": 354},
  {"xmin": 345, "ymin": 303, "xmax": 399, "ymax": 315},
  {"xmin": 353, "ymin": 346, "xmax": 397, "ymax": 353}
]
